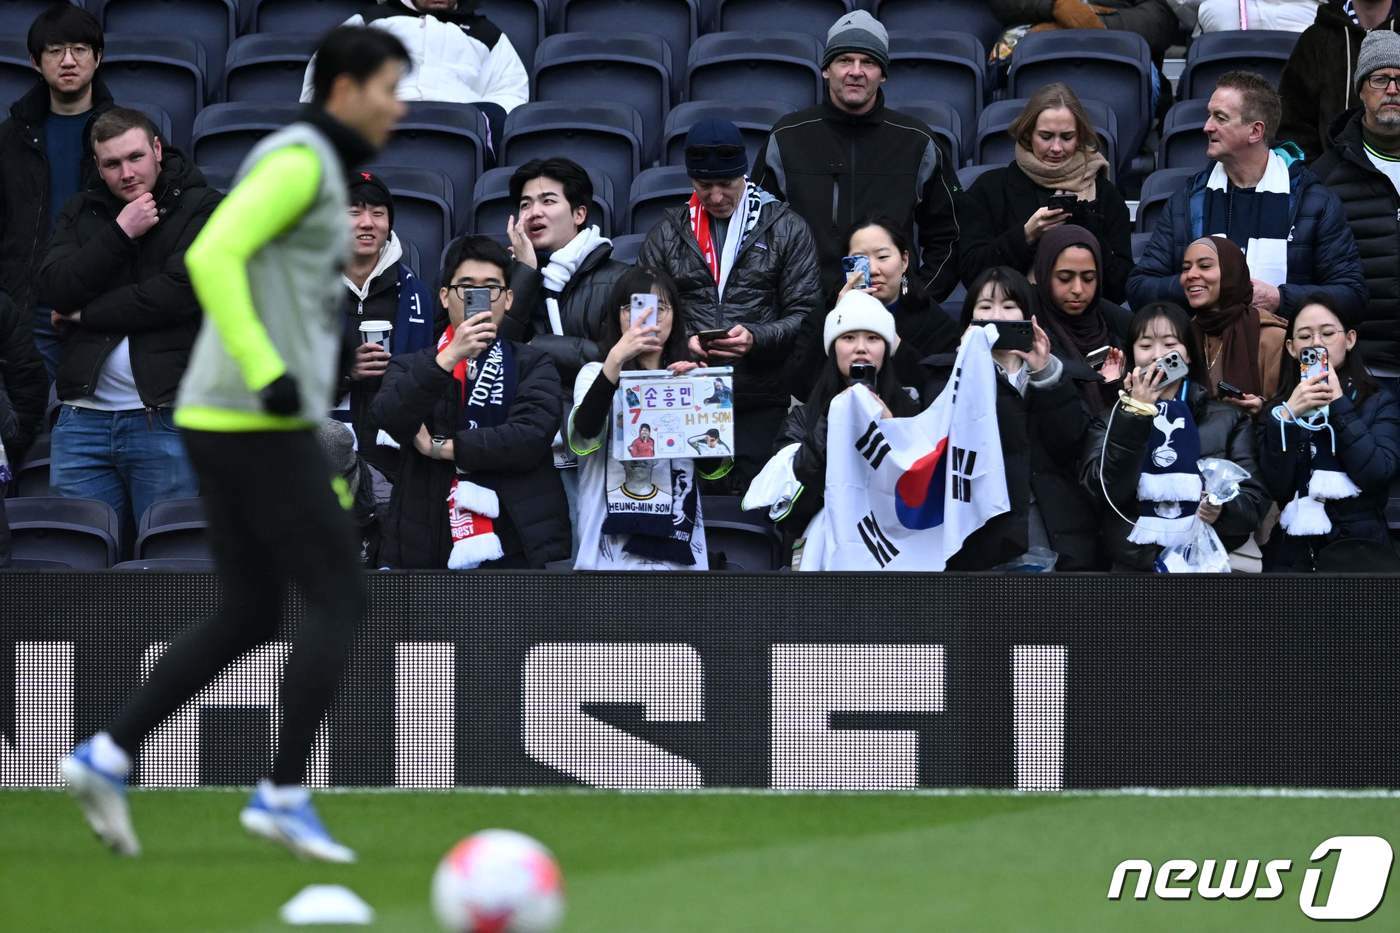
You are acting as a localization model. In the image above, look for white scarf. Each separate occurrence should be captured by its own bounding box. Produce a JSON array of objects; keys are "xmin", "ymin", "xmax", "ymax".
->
[
  {"xmin": 1205, "ymin": 150, "xmax": 1291, "ymax": 287},
  {"xmin": 540, "ymin": 225, "xmax": 609, "ymax": 336}
]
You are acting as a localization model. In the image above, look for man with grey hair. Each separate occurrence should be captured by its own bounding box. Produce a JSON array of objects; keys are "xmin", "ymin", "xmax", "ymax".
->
[
  {"xmin": 1312, "ymin": 29, "xmax": 1400, "ymax": 388},
  {"xmin": 752, "ymin": 10, "xmax": 960, "ymax": 300}
]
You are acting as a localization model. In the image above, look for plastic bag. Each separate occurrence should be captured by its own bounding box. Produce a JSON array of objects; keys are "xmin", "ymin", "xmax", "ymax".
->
[
  {"xmin": 1198, "ymin": 457, "xmax": 1249, "ymax": 506},
  {"xmin": 1155, "ymin": 458, "xmax": 1249, "ymax": 574}
]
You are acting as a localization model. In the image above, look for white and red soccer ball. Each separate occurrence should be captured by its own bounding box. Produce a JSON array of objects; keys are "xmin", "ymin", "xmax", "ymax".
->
[{"xmin": 430, "ymin": 829, "xmax": 564, "ymax": 932}]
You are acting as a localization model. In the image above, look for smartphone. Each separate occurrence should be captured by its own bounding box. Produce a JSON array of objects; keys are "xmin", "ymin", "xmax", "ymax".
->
[
  {"xmin": 974, "ymin": 318, "xmax": 1034, "ymax": 353},
  {"xmin": 1153, "ymin": 350, "xmax": 1190, "ymax": 384},
  {"xmin": 841, "ymin": 254, "xmax": 871, "ymax": 289},
  {"xmin": 464, "ymin": 287, "xmax": 491, "ymax": 316},
  {"xmin": 1085, "ymin": 345, "xmax": 1111, "ymax": 370},
  {"xmin": 696, "ymin": 327, "xmax": 731, "ymax": 344},
  {"xmin": 849, "ymin": 362, "xmax": 877, "ymax": 389},
  {"xmin": 630, "ymin": 292, "xmax": 658, "ymax": 330},
  {"xmin": 1046, "ymin": 194, "xmax": 1078, "ymax": 213},
  {"xmin": 1216, "ymin": 380, "xmax": 1246, "ymax": 400},
  {"xmin": 1300, "ymin": 346, "xmax": 1329, "ymax": 382}
]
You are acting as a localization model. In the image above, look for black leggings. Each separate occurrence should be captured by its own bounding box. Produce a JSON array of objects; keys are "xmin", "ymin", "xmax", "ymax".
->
[{"xmin": 108, "ymin": 429, "xmax": 366, "ymax": 785}]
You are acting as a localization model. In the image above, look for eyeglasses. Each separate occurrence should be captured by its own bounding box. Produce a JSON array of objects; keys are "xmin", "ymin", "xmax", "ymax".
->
[
  {"xmin": 446, "ymin": 283, "xmax": 505, "ymax": 301},
  {"xmin": 42, "ymin": 44, "xmax": 94, "ymax": 61},
  {"xmin": 1367, "ymin": 73, "xmax": 1400, "ymax": 91},
  {"xmin": 1293, "ymin": 327, "xmax": 1344, "ymax": 342}
]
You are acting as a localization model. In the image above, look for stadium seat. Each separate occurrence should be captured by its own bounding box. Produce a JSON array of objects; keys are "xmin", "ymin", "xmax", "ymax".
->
[
  {"xmin": 191, "ymin": 101, "xmax": 300, "ymax": 179},
  {"xmin": 956, "ymin": 163, "xmax": 1001, "ymax": 191},
  {"xmin": 702, "ymin": 496, "xmax": 781, "ymax": 571},
  {"xmin": 1008, "ymin": 30, "xmax": 1151, "ymax": 174},
  {"xmin": 976, "ymin": 98, "xmax": 1118, "ymax": 181},
  {"xmin": 478, "ymin": 0, "xmax": 547, "ymax": 71},
  {"xmin": 1136, "ymin": 167, "xmax": 1197, "ymax": 234},
  {"xmin": 884, "ymin": 33, "xmax": 984, "ymax": 164},
  {"xmin": 686, "ymin": 32, "xmax": 823, "ymax": 113},
  {"xmin": 7, "ymin": 496, "xmax": 120, "ymax": 569},
  {"xmin": 889, "ymin": 100, "xmax": 962, "ymax": 171},
  {"xmin": 561, "ymin": 0, "xmax": 697, "ymax": 86},
  {"xmin": 359, "ymin": 165, "xmax": 457, "ymax": 287},
  {"xmin": 662, "ymin": 99, "xmax": 786, "ymax": 170},
  {"xmin": 1158, "ymin": 98, "xmax": 1210, "ymax": 172},
  {"xmin": 401, "ymin": 238, "xmax": 423, "ymax": 279},
  {"xmin": 875, "ymin": 0, "xmax": 1003, "ymax": 51},
  {"xmin": 14, "ymin": 451, "xmax": 50, "ymax": 498},
  {"xmin": 609, "ymin": 232, "xmax": 647, "ymax": 264},
  {"xmin": 112, "ymin": 558, "xmax": 216, "ymax": 571},
  {"xmin": 379, "ymin": 103, "xmax": 491, "ymax": 223},
  {"xmin": 501, "ymin": 102, "xmax": 641, "ymax": 225},
  {"xmin": 100, "ymin": 36, "xmax": 206, "ymax": 152},
  {"xmin": 125, "ymin": 99, "xmax": 176, "ymax": 150},
  {"xmin": 1180, "ymin": 30, "xmax": 1299, "ymax": 101},
  {"xmin": 135, "ymin": 497, "xmax": 210, "ymax": 561},
  {"xmin": 471, "ymin": 165, "xmax": 615, "ymax": 240},
  {"xmin": 0, "ymin": 0, "xmax": 73, "ymax": 40},
  {"xmin": 100, "ymin": 0, "xmax": 235, "ymax": 93},
  {"xmin": 532, "ymin": 33, "xmax": 670, "ymax": 165},
  {"xmin": 628, "ymin": 166, "xmax": 693, "ymax": 238},
  {"xmin": 252, "ymin": 0, "xmax": 359, "ymax": 34},
  {"xmin": 0, "ymin": 38, "xmax": 35, "ymax": 113},
  {"xmin": 6, "ymin": 558, "xmax": 72, "ymax": 570},
  {"xmin": 717, "ymin": 0, "xmax": 851, "ymax": 43},
  {"xmin": 223, "ymin": 34, "xmax": 317, "ymax": 104},
  {"xmin": 1131, "ymin": 231, "xmax": 1152, "ymax": 264}
]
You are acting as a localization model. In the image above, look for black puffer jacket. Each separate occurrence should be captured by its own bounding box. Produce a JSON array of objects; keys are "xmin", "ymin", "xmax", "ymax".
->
[
  {"xmin": 990, "ymin": 0, "xmax": 1180, "ymax": 57},
  {"xmin": 1279, "ymin": 0, "xmax": 1399, "ymax": 163},
  {"xmin": 957, "ymin": 163, "xmax": 1134, "ymax": 304},
  {"xmin": 0, "ymin": 290, "xmax": 47, "ymax": 465},
  {"xmin": 924, "ymin": 354, "xmax": 1103, "ymax": 571},
  {"xmin": 1310, "ymin": 108, "xmax": 1400, "ymax": 369},
  {"xmin": 1258, "ymin": 384, "xmax": 1400, "ymax": 571},
  {"xmin": 1081, "ymin": 382, "xmax": 1270, "ymax": 571},
  {"xmin": 370, "ymin": 340, "xmax": 570, "ymax": 568},
  {"xmin": 637, "ymin": 197, "xmax": 821, "ymax": 410},
  {"xmin": 0, "ymin": 79, "xmax": 116, "ymax": 314},
  {"xmin": 35, "ymin": 148, "xmax": 220, "ymax": 408}
]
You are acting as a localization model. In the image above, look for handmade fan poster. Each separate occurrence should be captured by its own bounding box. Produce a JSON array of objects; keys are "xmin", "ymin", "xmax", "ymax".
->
[{"xmin": 612, "ymin": 367, "xmax": 735, "ymax": 462}]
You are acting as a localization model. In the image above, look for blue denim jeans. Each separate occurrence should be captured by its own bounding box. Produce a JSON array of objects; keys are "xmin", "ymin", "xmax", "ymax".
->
[{"xmin": 50, "ymin": 405, "xmax": 199, "ymax": 539}]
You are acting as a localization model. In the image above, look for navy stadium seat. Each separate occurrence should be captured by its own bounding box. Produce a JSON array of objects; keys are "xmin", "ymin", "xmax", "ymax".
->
[
  {"xmin": 478, "ymin": 0, "xmax": 547, "ymax": 71},
  {"xmin": 1180, "ymin": 30, "xmax": 1299, "ymax": 101},
  {"xmin": 609, "ymin": 232, "xmax": 647, "ymax": 264},
  {"xmin": 0, "ymin": 38, "xmax": 36, "ymax": 114},
  {"xmin": 1158, "ymin": 98, "xmax": 1210, "ymax": 172},
  {"xmin": 191, "ymin": 101, "xmax": 299, "ymax": 179},
  {"xmin": 532, "ymin": 33, "xmax": 670, "ymax": 164},
  {"xmin": 99, "ymin": 0, "xmax": 235, "ymax": 93},
  {"xmin": 378, "ymin": 103, "xmax": 491, "ymax": 222},
  {"xmin": 252, "ymin": 0, "xmax": 359, "ymax": 34},
  {"xmin": 889, "ymin": 99, "xmax": 962, "ymax": 171},
  {"xmin": 223, "ymin": 34, "xmax": 316, "ymax": 104},
  {"xmin": 7, "ymin": 496, "xmax": 119, "ymax": 569},
  {"xmin": 662, "ymin": 99, "xmax": 786, "ymax": 170},
  {"xmin": 135, "ymin": 497, "xmax": 210, "ymax": 561},
  {"xmin": 100, "ymin": 35, "xmax": 205, "ymax": 152},
  {"xmin": 717, "ymin": 0, "xmax": 851, "ymax": 43},
  {"xmin": 687, "ymin": 32, "xmax": 823, "ymax": 112},
  {"xmin": 14, "ymin": 441, "xmax": 50, "ymax": 498},
  {"xmin": 875, "ymin": 0, "xmax": 1002, "ymax": 51},
  {"xmin": 628, "ymin": 166, "xmax": 692, "ymax": 238},
  {"xmin": 1135, "ymin": 167, "xmax": 1198, "ymax": 234},
  {"xmin": 561, "ymin": 0, "xmax": 697, "ymax": 85},
  {"xmin": 112, "ymin": 558, "xmax": 216, "ymax": 571},
  {"xmin": 125, "ymin": 99, "xmax": 176, "ymax": 149},
  {"xmin": 702, "ymin": 496, "xmax": 781, "ymax": 571},
  {"xmin": 501, "ymin": 102, "xmax": 641, "ymax": 225},
  {"xmin": 976, "ymin": 98, "xmax": 1118, "ymax": 181},
  {"xmin": 471, "ymin": 165, "xmax": 615, "ymax": 239},
  {"xmin": 0, "ymin": 0, "xmax": 76, "ymax": 40},
  {"xmin": 956, "ymin": 163, "xmax": 1001, "ymax": 192},
  {"xmin": 884, "ymin": 33, "xmax": 984, "ymax": 164},
  {"xmin": 1009, "ymin": 30, "xmax": 1151, "ymax": 174}
]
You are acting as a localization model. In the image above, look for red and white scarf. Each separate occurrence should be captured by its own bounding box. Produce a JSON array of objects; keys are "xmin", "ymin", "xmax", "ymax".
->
[{"xmin": 687, "ymin": 180, "xmax": 766, "ymax": 300}]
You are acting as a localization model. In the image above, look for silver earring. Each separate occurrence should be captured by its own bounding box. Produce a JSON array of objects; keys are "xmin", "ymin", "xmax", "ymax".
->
[{"xmin": 901, "ymin": 275, "xmax": 909, "ymax": 296}]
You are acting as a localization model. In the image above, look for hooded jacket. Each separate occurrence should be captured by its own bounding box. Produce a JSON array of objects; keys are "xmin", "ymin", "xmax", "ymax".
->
[
  {"xmin": 1279, "ymin": 0, "xmax": 1399, "ymax": 162},
  {"xmin": 0, "ymin": 78, "xmax": 116, "ymax": 314},
  {"xmin": 35, "ymin": 147, "xmax": 221, "ymax": 409}
]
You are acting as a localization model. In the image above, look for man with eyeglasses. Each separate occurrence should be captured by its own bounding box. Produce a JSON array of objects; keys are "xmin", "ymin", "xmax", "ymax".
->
[
  {"xmin": 1313, "ymin": 30, "xmax": 1400, "ymax": 395},
  {"xmin": 1128, "ymin": 71, "xmax": 1365, "ymax": 326},
  {"xmin": 0, "ymin": 3, "xmax": 114, "ymax": 382},
  {"xmin": 371, "ymin": 235, "xmax": 570, "ymax": 569}
]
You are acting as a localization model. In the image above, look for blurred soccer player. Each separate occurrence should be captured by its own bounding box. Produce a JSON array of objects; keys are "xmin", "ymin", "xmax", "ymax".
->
[{"xmin": 60, "ymin": 26, "xmax": 410, "ymax": 863}]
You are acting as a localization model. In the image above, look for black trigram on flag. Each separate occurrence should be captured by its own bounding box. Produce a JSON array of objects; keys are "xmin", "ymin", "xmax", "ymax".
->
[
  {"xmin": 854, "ymin": 420, "xmax": 891, "ymax": 470},
  {"xmin": 856, "ymin": 511, "xmax": 900, "ymax": 567},
  {"xmin": 951, "ymin": 446, "xmax": 977, "ymax": 503}
]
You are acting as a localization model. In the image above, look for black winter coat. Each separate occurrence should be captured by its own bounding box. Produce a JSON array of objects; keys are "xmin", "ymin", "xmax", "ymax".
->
[
  {"xmin": 638, "ymin": 197, "xmax": 821, "ymax": 410},
  {"xmin": 1279, "ymin": 0, "xmax": 1398, "ymax": 163},
  {"xmin": 1258, "ymin": 385, "xmax": 1400, "ymax": 571},
  {"xmin": 1081, "ymin": 383, "xmax": 1270, "ymax": 571},
  {"xmin": 0, "ymin": 79, "xmax": 115, "ymax": 314},
  {"xmin": 0, "ymin": 290, "xmax": 47, "ymax": 465},
  {"xmin": 924, "ymin": 355, "xmax": 1103, "ymax": 571},
  {"xmin": 1040, "ymin": 297, "xmax": 1135, "ymax": 415},
  {"xmin": 1310, "ymin": 108, "xmax": 1400, "ymax": 368},
  {"xmin": 35, "ymin": 148, "xmax": 220, "ymax": 408},
  {"xmin": 370, "ymin": 341, "xmax": 570, "ymax": 568},
  {"xmin": 753, "ymin": 90, "xmax": 960, "ymax": 300},
  {"xmin": 990, "ymin": 0, "xmax": 1181, "ymax": 57},
  {"xmin": 957, "ymin": 163, "xmax": 1134, "ymax": 304}
]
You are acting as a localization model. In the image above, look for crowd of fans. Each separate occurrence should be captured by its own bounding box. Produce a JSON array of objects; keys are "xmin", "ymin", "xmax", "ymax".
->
[{"xmin": 2, "ymin": 0, "xmax": 1400, "ymax": 574}]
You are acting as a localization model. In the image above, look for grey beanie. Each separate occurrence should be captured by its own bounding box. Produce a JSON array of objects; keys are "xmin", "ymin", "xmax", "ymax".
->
[
  {"xmin": 822, "ymin": 10, "xmax": 889, "ymax": 74},
  {"xmin": 1356, "ymin": 29, "xmax": 1400, "ymax": 94}
]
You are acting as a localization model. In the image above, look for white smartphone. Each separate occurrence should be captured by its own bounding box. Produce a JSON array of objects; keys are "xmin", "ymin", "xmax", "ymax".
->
[{"xmin": 630, "ymin": 292, "xmax": 658, "ymax": 330}]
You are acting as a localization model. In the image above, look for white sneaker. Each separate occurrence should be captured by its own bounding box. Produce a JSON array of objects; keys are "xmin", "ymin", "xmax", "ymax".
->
[
  {"xmin": 60, "ymin": 740, "xmax": 140, "ymax": 857},
  {"xmin": 240, "ymin": 782, "xmax": 356, "ymax": 864}
]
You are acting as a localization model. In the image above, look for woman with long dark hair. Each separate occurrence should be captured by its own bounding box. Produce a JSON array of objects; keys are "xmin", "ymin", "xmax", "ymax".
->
[{"xmin": 1258, "ymin": 295, "xmax": 1400, "ymax": 571}]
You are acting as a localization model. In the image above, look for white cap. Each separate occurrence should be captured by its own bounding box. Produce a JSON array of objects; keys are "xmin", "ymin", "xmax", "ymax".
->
[{"xmin": 823, "ymin": 290, "xmax": 897, "ymax": 355}]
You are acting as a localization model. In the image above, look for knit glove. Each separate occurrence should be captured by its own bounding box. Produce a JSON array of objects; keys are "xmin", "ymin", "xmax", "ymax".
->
[
  {"xmin": 1052, "ymin": 0, "xmax": 1105, "ymax": 29},
  {"xmin": 258, "ymin": 373, "xmax": 302, "ymax": 415}
]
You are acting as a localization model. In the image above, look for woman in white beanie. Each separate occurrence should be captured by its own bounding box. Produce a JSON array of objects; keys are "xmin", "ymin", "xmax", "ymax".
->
[{"xmin": 769, "ymin": 290, "xmax": 922, "ymax": 566}]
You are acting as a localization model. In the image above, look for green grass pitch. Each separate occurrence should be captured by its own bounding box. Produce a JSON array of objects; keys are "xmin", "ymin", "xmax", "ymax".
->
[{"xmin": 2, "ymin": 789, "xmax": 1395, "ymax": 931}]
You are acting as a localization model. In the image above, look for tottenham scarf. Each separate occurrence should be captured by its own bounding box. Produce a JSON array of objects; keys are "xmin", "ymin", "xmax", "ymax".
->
[
  {"xmin": 1128, "ymin": 388, "xmax": 1204, "ymax": 548},
  {"xmin": 437, "ymin": 328, "xmax": 517, "ymax": 569},
  {"xmin": 600, "ymin": 452, "xmax": 702, "ymax": 566},
  {"xmin": 688, "ymin": 180, "xmax": 769, "ymax": 300},
  {"xmin": 1276, "ymin": 407, "xmax": 1361, "ymax": 538},
  {"xmin": 1202, "ymin": 150, "xmax": 1291, "ymax": 287}
]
